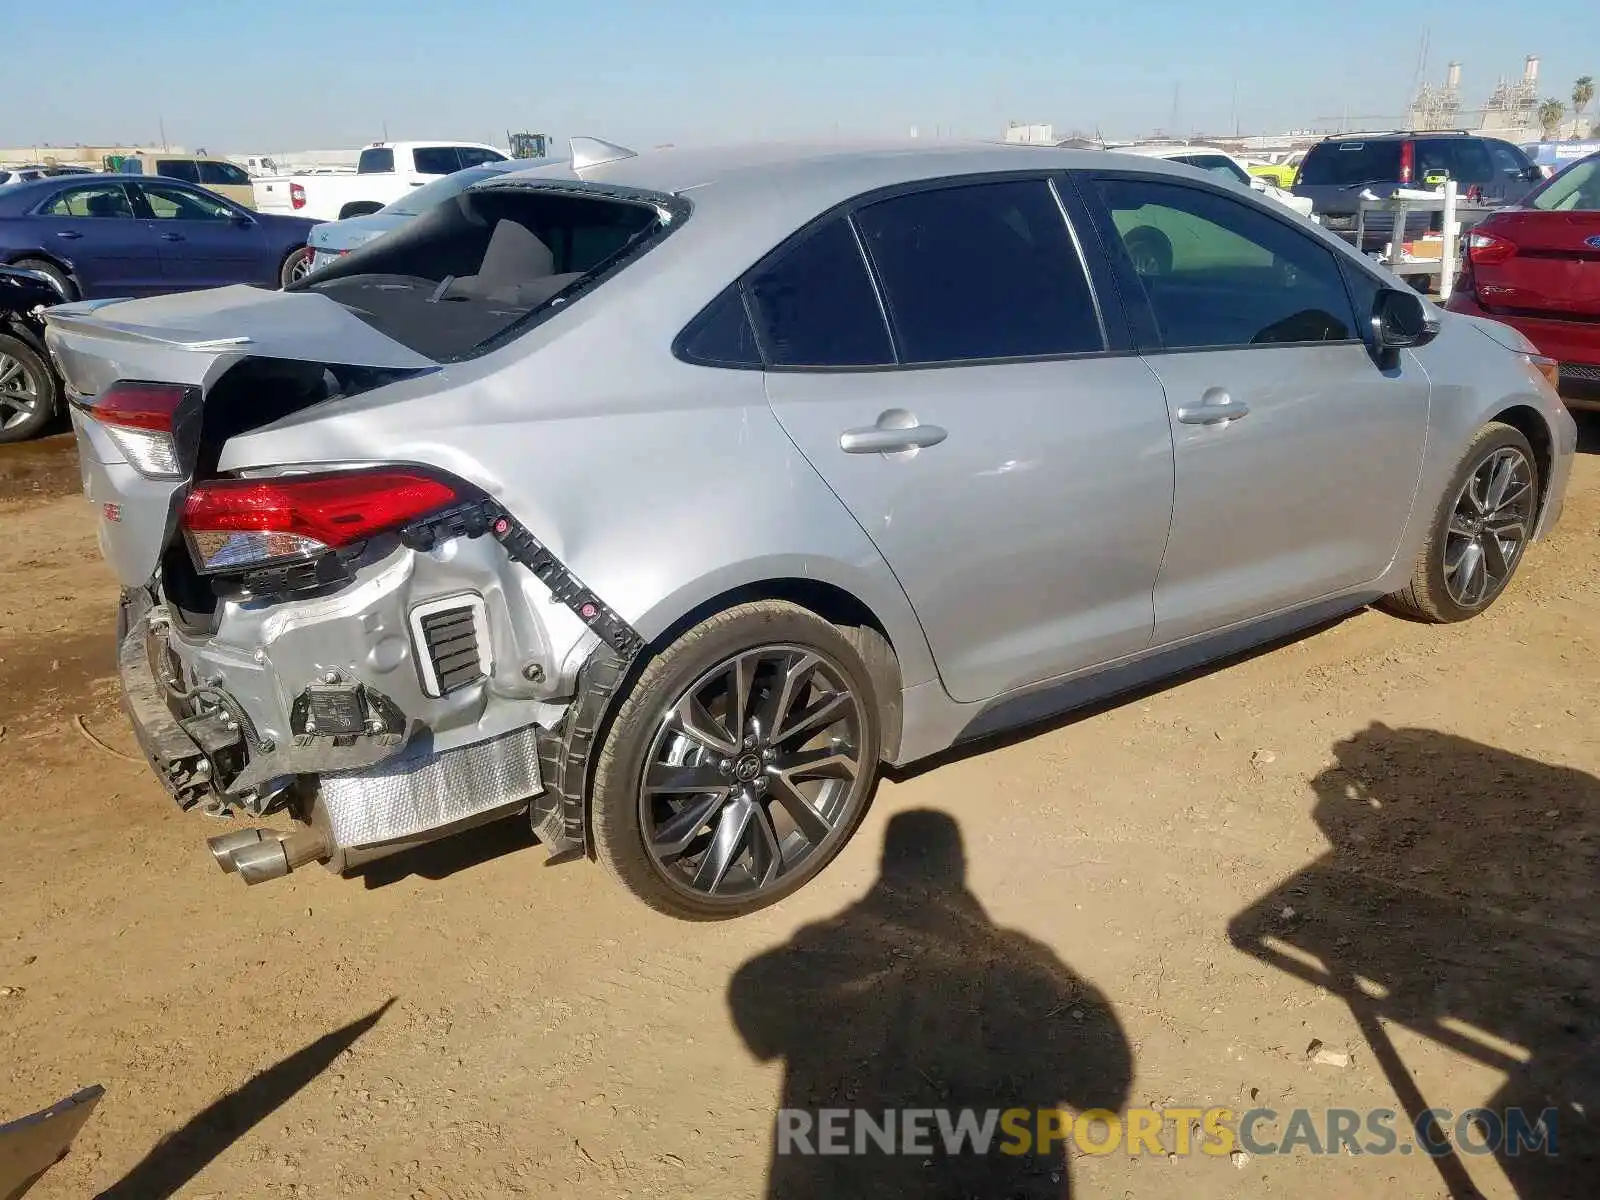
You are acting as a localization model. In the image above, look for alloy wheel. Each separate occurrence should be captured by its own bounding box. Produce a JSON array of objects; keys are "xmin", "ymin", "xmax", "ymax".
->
[
  {"xmin": 0, "ymin": 352, "xmax": 40, "ymax": 431},
  {"xmin": 1443, "ymin": 445, "xmax": 1535, "ymax": 609},
  {"xmin": 639, "ymin": 644, "xmax": 867, "ymax": 902},
  {"xmin": 288, "ymin": 251, "xmax": 314, "ymax": 283}
]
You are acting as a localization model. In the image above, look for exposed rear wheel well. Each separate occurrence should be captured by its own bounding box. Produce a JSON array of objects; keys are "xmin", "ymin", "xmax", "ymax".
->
[
  {"xmin": 646, "ymin": 579, "xmax": 903, "ymax": 759},
  {"xmin": 1489, "ymin": 405, "xmax": 1554, "ymax": 520},
  {"xmin": 337, "ymin": 202, "xmax": 383, "ymax": 219}
]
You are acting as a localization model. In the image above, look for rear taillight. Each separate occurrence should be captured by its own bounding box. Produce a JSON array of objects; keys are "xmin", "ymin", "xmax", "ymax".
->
[
  {"xmin": 181, "ymin": 469, "xmax": 460, "ymax": 575},
  {"xmin": 289, "ymin": 183, "xmax": 306, "ymax": 210},
  {"xmin": 88, "ymin": 381, "xmax": 196, "ymax": 480},
  {"xmin": 1467, "ymin": 231, "xmax": 1517, "ymax": 265},
  {"xmin": 1399, "ymin": 140, "xmax": 1415, "ymax": 184}
]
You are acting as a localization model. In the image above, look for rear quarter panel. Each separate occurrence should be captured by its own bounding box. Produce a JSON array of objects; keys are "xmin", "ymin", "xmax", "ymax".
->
[{"xmin": 217, "ymin": 300, "xmax": 941, "ymax": 695}]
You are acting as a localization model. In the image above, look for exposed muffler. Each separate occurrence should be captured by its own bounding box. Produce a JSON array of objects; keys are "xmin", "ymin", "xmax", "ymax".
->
[{"xmin": 206, "ymin": 828, "xmax": 331, "ymax": 884}]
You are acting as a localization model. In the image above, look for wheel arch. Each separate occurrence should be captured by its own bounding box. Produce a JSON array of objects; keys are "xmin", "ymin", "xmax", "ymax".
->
[
  {"xmin": 5, "ymin": 250, "xmax": 77, "ymax": 293},
  {"xmin": 1487, "ymin": 403, "xmax": 1555, "ymax": 522}
]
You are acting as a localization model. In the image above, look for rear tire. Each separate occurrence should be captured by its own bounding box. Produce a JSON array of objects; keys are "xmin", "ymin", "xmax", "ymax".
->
[
  {"xmin": 0, "ymin": 332, "xmax": 59, "ymax": 444},
  {"xmin": 11, "ymin": 258, "xmax": 74, "ymax": 300},
  {"xmin": 590, "ymin": 601, "xmax": 887, "ymax": 920},
  {"xmin": 280, "ymin": 246, "xmax": 314, "ymax": 288},
  {"xmin": 1380, "ymin": 421, "xmax": 1539, "ymax": 623}
]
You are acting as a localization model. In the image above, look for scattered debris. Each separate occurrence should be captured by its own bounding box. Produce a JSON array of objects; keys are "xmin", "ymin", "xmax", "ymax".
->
[
  {"xmin": 1306, "ymin": 1039, "xmax": 1351, "ymax": 1068},
  {"xmin": 1279, "ymin": 905, "xmax": 1298, "ymax": 923},
  {"xmin": 1231, "ymin": 1149, "xmax": 1251, "ymax": 1169},
  {"xmin": 1250, "ymin": 749, "xmax": 1277, "ymax": 768},
  {"xmin": 72, "ymin": 714, "xmax": 141, "ymax": 763},
  {"xmin": 0, "ymin": 985, "xmax": 23, "ymax": 997}
]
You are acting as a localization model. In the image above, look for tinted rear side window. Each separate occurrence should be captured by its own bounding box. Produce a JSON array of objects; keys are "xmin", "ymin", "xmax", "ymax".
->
[
  {"xmin": 1415, "ymin": 138, "xmax": 1493, "ymax": 183},
  {"xmin": 412, "ymin": 147, "xmax": 464, "ymax": 175},
  {"xmin": 156, "ymin": 159, "xmax": 201, "ymax": 183},
  {"xmin": 1297, "ymin": 141, "xmax": 1402, "ymax": 186},
  {"xmin": 745, "ymin": 219, "xmax": 893, "ymax": 368},
  {"xmin": 677, "ymin": 287, "xmax": 762, "ymax": 367},
  {"xmin": 357, "ymin": 147, "xmax": 395, "ymax": 174},
  {"xmin": 854, "ymin": 179, "xmax": 1102, "ymax": 363},
  {"xmin": 198, "ymin": 160, "xmax": 251, "ymax": 186}
]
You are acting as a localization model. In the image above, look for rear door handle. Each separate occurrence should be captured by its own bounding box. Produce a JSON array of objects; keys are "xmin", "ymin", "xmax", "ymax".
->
[
  {"xmin": 1176, "ymin": 390, "xmax": 1250, "ymax": 425},
  {"xmin": 840, "ymin": 422, "xmax": 948, "ymax": 454},
  {"xmin": 55, "ymin": 230, "xmax": 81, "ymax": 240},
  {"xmin": 160, "ymin": 232, "xmax": 185, "ymax": 242}
]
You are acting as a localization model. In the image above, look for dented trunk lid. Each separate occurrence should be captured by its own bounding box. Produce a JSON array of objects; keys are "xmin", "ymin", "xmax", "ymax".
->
[{"xmin": 45, "ymin": 286, "xmax": 438, "ymax": 589}]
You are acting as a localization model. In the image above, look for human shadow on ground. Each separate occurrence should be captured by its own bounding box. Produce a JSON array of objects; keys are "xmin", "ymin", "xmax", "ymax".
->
[
  {"xmin": 730, "ymin": 809, "xmax": 1132, "ymax": 1199},
  {"xmin": 95, "ymin": 998, "xmax": 393, "ymax": 1199},
  {"xmin": 1229, "ymin": 724, "xmax": 1598, "ymax": 1198}
]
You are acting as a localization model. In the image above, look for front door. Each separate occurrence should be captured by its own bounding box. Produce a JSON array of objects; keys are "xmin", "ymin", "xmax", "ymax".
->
[
  {"xmin": 30, "ymin": 182, "xmax": 163, "ymax": 297},
  {"xmin": 134, "ymin": 181, "xmax": 264, "ymax": 290},
  {"xmin": 758, "ymin": 177, "xmax": 1175, "ymax": 703},
  {"xmin": 1081, "ymin": 172, "xmax": 1431, "ymax": 646}
]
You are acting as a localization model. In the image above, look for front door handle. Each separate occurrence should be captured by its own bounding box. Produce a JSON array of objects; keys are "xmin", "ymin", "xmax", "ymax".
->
[
  {"xmin": 160, "ymin": 232, "xmax": 185, "ymax": 242},
  {"xmin": 55, "ymin": 230, "xmax": 82, "ymax": 240},
  {"xmin": 1176, "ymin": 389, "xmax": 1250, "ymax": 425},
  {"xmin": 840, "ymin": 414, "xmax": 948, "ymax": 454}
]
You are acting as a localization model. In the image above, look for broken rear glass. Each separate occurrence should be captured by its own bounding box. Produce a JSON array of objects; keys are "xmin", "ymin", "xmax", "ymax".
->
[{"xmin": 294, "ymin": 185, "xmax": 674, "ymax": 361}]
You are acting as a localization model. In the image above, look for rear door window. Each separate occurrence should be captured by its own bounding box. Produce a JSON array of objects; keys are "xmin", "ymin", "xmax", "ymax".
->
[
  {"xmin": 412, "ymin": 147, "xmax": 464, "ymax": 175},
  {"xmin": 1415, "ymin": 138, "xmax": 1493, "ymax": 184},
  {"xmin": 1092, "ymin": 176, "xmax": 1359, "ymax": 349},
  {"xmin": 156, "ymin": 159, "xmax": 201, "ymax": 183},
  {"xmin": 1297, "ymin": 141, "xmax": 1402, "ymax": 186},
  {"xmin": 357, "ymin": 147, "xmax": 395, "ymax": 174},
  {"xmin": 457, "ymin": 147, "xmax": 507, "ymax": 168},
  {"xmin": 744, "ymin": 218, "xmax": 894, "ymax": 368},
  {"xmin": 41, "ymin": 183, "xmax": 135, "ymax": 218},
  {"xmin": 1486, "ymin": 139, "xmax": 1534, "ymax": 180},
  {"xmin": 198, "ymin": 160, "xmax": 251, "ymax": 187},
  {"xmin": 852, "ymin": 179, "xmax": 1103, "ymax": 363}
]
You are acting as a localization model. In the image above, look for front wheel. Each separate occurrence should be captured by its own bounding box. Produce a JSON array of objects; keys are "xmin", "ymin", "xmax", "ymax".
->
[
  {"xmin": 280, "ymin": 246, "xmax": 315, "ymax": 288},
  {"xmin": 1381, "ymin": 421, "xmax": 1540, "ymax": 622},
  {"xmin": 0, "ymin": 332, "xmax": 59, "ymax": 444},
  {"xmin": 590, "ymin": 601, "xmax": 886, "ymax": 920}
]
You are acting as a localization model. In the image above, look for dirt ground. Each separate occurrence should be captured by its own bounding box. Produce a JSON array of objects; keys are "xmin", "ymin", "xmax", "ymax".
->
[{"xmin": 2, "ymin": 419, "xmax": 1596, "ymax": 1200}]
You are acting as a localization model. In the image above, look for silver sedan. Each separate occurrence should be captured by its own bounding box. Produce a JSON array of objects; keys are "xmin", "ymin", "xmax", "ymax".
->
[{"xmin": 49, "ymin": 138, "xmax": 1576, "ymax": 919}]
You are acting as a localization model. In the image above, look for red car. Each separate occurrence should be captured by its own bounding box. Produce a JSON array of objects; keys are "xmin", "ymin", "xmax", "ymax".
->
[{"xmin": 1448, "ymin": 151, "xmax": 1600, "ymax": 409}]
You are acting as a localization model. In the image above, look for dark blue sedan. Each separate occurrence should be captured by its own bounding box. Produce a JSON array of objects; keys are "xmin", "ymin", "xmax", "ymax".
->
[{"xmin": 0, "ymin": 175, "xmax": 316, "ymax": 300}]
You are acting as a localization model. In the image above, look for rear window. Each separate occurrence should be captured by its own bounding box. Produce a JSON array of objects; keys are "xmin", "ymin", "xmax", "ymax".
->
[
  {"xmin": 295, "ymin": 185, "xmax": 672, "ymax": 360},
  {"xmin": 1297, "ymin": 141, "xmax": 1402, "ymax": 187},
  {"xmin": 357, "ymin": 147, "xmax": 395, "ymax": 174}
]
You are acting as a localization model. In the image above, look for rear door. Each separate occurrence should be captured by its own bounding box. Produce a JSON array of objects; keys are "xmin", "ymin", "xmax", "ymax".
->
[
  {"xmin": 30, "ymin": 182, "xmax": 164, "ymax": 297},
  {"xmin": 760, "ymin": 175, "xmax": 1176, "ymax": 703},
  {"xmin": 134, "ymin": 181, "xmax": 268, "ymax": 290},
  {"xmin": 1079, "ymin": 172, "xmax": 1431, "ymax": 645}
]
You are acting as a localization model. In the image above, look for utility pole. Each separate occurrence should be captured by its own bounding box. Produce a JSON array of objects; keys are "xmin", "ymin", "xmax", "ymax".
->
[
  {"xmin": 1232, "ymin": 78, "xmax": 1240, "ymax": 137},
  {"xmin": 158, "ymin": 116, "xmax": 168, "ymax": 151},
  {"xmin": 1170, "ymin": 82, "xmax": 1181, "ymax": 138}
]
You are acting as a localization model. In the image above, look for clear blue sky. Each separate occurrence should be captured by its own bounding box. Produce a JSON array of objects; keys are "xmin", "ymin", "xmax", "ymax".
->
[{"xmin": 5, "ymin": 0, "xmax": 1596, "ymax": 151}]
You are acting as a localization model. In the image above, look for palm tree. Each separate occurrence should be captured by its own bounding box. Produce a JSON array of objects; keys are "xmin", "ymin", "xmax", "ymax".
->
[
  {"xmin": 1574, "ymin": 76, "xmax": 1595, "ymax": 134},
  {"xmin": 1537, "ymin": 98, "xmax": 1565, "ymax": 138}
]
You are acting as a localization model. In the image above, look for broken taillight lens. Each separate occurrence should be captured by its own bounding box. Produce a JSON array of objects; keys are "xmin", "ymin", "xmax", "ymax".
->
[
  {"xmin": 88, "ymin": 381, "xmax": 197, "ymax": 480},
  {"xmin": 181, "ymin": 469, "xmax": 460, "ymax": 575}
]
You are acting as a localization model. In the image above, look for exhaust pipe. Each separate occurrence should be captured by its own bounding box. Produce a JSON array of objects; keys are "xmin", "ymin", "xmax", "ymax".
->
[
  {"xmin": 215, "ymin": 828, "xmax": 332, "ymax": 885},
  {"xmin": 207, "ymin": 827, "xmax": 270, "ymax": 872}
]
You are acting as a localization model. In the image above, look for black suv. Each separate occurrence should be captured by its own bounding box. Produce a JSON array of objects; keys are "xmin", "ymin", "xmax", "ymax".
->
[{"xmin": 1293, "ymin": 132, "xmax": 1543, "ymax": 251}]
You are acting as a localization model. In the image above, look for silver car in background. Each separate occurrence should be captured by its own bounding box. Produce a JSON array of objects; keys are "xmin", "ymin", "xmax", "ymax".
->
[{"xmin": 48, "ymin": 138, "xmax": 1576, "ymax": 919}]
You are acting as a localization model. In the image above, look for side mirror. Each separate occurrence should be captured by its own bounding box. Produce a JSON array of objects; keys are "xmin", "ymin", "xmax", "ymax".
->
[
  {"xmin": 232, "ymin": 214, "xmax": 256, "ymax": 229},
  {"xmin": 1371, "ymin": 286, "xmax": 1441, "ymax": 353}
]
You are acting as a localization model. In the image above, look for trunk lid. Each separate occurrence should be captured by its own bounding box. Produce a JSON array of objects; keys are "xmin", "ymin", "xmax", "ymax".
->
[
  {"xmin": 46, "ymin": 286, "xmax": 437, "ymax": 588},
  {"xmin": 1470, "ymin": 210, "xmax": 1600, "ymax": 320}
]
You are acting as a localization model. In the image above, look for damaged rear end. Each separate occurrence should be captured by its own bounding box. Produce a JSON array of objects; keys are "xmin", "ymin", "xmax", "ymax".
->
[{"xmin": 47, "ymin": 179, "xmax": 678, "ymax": 882}]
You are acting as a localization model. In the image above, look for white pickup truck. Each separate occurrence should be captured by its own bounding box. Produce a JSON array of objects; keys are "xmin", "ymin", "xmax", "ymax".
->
[{"xmin": 252, "ymin": 141, "xmax": 511, "ymax": 222}]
